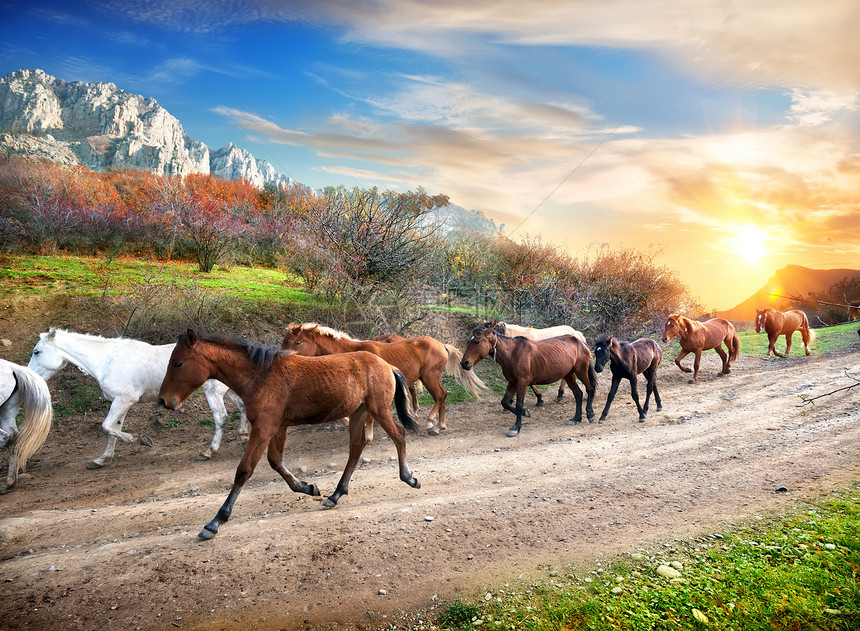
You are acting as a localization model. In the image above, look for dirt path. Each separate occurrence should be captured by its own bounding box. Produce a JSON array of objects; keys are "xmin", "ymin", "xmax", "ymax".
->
[{"xmin": 1, "ymin": 333, "xmax": 859, "ymax": 630}]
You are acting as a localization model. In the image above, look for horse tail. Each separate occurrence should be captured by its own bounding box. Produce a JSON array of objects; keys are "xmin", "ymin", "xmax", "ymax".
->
[
  {"xmin": 444, "ymin": 344, "xmax": 489, "ymax": 397},
  {"xmin": 799, "ymin": 312, "xmax": 815, "ymax": 345},
  {"xmin": 728, "ymin": 326, "xmax": 741, "ymax": 362},
  {"xmin": 392, "ymin": 370, "xmax": 420, "ymax": 433},
  {"xmin": 9, "ymin": 366, "xmax": 53, "ymax": 472},
  {"xmin": 587, "ymin": 361, "xmax": 598, "ymax": 395}
]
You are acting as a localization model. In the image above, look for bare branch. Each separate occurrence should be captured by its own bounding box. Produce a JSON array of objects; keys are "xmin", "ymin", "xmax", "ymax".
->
[{"xmin": 796, "ymin": 370, "xmax": 860, "ymax": 406}]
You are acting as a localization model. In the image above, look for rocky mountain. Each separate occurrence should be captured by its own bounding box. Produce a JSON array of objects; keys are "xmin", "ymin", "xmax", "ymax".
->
[
  {"xmin": 0, "ymin": 69, "xmax": 292, "ymax": 188},
  {"xmin": 716, "ymin": 264, "xmax": 860, "ymax": 322}
]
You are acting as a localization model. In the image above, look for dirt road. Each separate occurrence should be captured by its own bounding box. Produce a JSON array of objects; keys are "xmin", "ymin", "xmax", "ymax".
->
[{"xmin": 1, "ymin": 329, "xmax": 859, "ymax": 630}]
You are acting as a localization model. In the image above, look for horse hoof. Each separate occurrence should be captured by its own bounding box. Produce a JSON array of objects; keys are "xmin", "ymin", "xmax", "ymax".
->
[
  {"xmin": 196, "ymin": 452, "xmax": 212, "ymax": 461},
  {"xmin": 322, "ymin": 498, "xmax": 338, "ymax": 508},
  {"xmin": 198, "ymin": 526, "xmax": 217, "ymax": 540},
  {"xmin": 506, "ymin": 428, "xmax": 520, "ymax": 437},
  {"xmin": 427, "ymin": 426, "xmax": 440, "ymax": 436},
  {"xmin": 522, "ymin": 409, "xmax": 531, "ymax": 418},
  {"xmin": 598, "ymin": 418, "xmax": 605, "ymax": 424},
  {"xmin": 86, "ymin": 460, "xmax": 104, "ymax": 470},
  {"xmin": 639, "ymin": 417, "xmax": 646, "ymax": 422},
  {"xmin": 309, "ymin": 484, "xmax": 321, "ymax": 497},
  {"xmin": 535, "ymin": 400, "xmax": 544, "ymax": 407},
  {"xmin": 0, "ymin": 484, "xmax": 11, "ymax": 495},
  {"xmin": 687, "ymin": 379, "xmax": 696, "ymax": 384},
  {"xmin": 139, "ymin": 435, "xmax": 154, "ymax": 447},
  {"xmin": 567, "ymin": 419, "xmax": 581, "ymax": 425},
  {"xmin": 410, "ymin": 478, "xmax": 421, "ymax": 489},
  {"xmin": 656, "ymin": 405, "xmax": 663, "ymax": 411}
]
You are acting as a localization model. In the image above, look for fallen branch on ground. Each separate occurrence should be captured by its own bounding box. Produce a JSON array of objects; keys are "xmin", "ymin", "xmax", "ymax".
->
[{"xmin": 797, "ymin": 370, "xmax": 860, "ymax": 407}]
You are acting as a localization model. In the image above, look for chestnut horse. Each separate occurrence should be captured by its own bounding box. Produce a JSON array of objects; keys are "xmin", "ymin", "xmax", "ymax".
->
[
  {"xmin": 157, "ymin": 329, "xmax": 421, "ymax": 540},
  {"xmin": 661, "ymin": 314, "xmax": 740, "ymax": 383},
  {"xmin": 460, "ymin": 321, "xmax": 595, "ymax": 437},
  {"xmin": 593, "ymin": 335, "xmax": 662, "ymax": 423},
  {"xmin": 281, "ymin": 323, "xmax": 487, "ymax": 436},
  {"xmin": 494, "ymin": 322, "xmax": 586, "ymax": 405},
  {"xmin": 755, "ymin": 309, "xmax": 813, "ymax": 357}
]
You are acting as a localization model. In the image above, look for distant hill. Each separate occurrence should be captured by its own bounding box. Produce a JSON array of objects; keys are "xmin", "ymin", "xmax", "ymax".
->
[
  {"xmin": 717, "ymin": 265, "xmax": 860, "ymax": 322},
  {"xmin": 0, "ymin": 69, "xmax": 295, "ymax": 189}
]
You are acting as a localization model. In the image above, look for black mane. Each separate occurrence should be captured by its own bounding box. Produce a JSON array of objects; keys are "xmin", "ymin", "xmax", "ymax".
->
[{"xmin": 192, "ymin": 330, "xmax": 284, "ymax": 369}]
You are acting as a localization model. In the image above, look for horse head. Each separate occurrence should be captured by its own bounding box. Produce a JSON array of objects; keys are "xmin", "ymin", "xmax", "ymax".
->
[
  {"xmin": 461, "ymin": 322, "xmax": 497, "ymax": 370},
  {"xmin": 593, "ymin": 334, "xmax": 613, "ymax": 372},
  {"xmin": 661, "ymin": 314, "xmax": 683, "ymax": 343},
  {"xmin": 27, "ymin": 328, "xmax": 67, "ymax": 380},
  {"xmin": 281, "ymin": 323, "xmax": 321, "ymax": 355},
  {"xmin": 755, "ymin": 309, "xmax": 768, "ymax": 332},
  {"xmin": 158, "ymin": 329, "xmax": 212, "ymax": 410}
]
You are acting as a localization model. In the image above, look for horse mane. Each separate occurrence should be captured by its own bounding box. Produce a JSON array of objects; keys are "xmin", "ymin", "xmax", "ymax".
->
[
  {"xmin": 46, "ymin": 328, "xmax": 128, "ymax": 344},
  {"xmin": 291, "ymin": 322, "xmax": 356, "ymax": 341},
  {"xmin": 669, "ymin": 314, "xmax": 704, "ymax": 334},
  {"xmin": 594, "ymin": 333, "xmax": 612, "ymax": 346},
  {"xmin": 194, "ymin": 330, "xmax": 282, "ymax": 369}
]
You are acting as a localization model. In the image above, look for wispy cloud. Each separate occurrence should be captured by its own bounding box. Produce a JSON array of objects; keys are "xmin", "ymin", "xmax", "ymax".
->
[{"xmin": 786, "ymin": 88, "xmax": 860, "ymax": 126}]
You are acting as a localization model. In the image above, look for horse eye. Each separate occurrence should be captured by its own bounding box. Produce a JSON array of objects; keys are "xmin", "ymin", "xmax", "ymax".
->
[
  {"xmin": 294, "ymin": 341, "xmax": 302, "ymax": 346},
  {"xmin": 33, "ymin": 349, "xmax": 40, "ymax": 355},
  {"xmin": 173, "ymin": 361, "xmax": 183, "ymax": 368}
]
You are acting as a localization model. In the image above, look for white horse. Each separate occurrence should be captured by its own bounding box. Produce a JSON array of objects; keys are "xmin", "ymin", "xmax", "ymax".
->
[
  {"xmin": 27, "ymin": 329, "xmax": 248, "ymax": 469},
  {"xmin": 494, "ymin": 322, "xmax": 587, "ymax": 405},
  {"xmin": 1, "ymin": 358, "xmax": 53, "ymax": 493}
]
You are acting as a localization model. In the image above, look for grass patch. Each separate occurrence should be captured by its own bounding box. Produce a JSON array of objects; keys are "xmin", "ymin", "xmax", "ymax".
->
[
  {"xmin": 0, "ymin": 253, "xmax": 315, "ymax": 305},
  {"xmin": 737, "ymin": 320, "xmax": 859, "ymax": 357},
  {"xmin": 436, "ymin": 486, "xmax": 860, "ymax": 630}
]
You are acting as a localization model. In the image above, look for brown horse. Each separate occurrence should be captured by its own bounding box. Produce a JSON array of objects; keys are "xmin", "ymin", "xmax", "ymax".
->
[
  {"xmin": 282, "ymin": 323, "xmax": 487, "ymax": 435},
  {"xmin": 460, "ymin": 321, "xmax": 595, "ymax": 437},
  {"xmin": 661, "ymin": 314, "xmax": 740, "ymax": 383},
  {"xmin": 593, "ymin": 334, "xmax": 662, "ymax": 423},
  {"xmin": 755, "ymin": 309, "xmax": 814, "ymax": 357},
  {"xmin": 494, "ymin": 322, "xmax": 587, "ymax": 405},
  {"xmin": 157, "ymin": 329, "xmax": 421, "ymax": 540}
]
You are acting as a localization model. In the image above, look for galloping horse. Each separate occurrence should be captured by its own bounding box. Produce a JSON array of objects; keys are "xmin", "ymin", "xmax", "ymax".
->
[
  {"xmin": 593, "ymin": 335, "xmax": 662, "ymax": 423},
  {"xmin": 282, "ymin": 323, "xmax": 487, "ymax": 436},
  {"xmin": 157, "ymin": 329, "xmax": 421, "ymax": 539},
  {"xmin": 0, "ymin": 358, "xmax": 53, "ymax": 493},
  {"xmin": 460, "ymin": 321, "xmax": 595, "ymax": 437},
  {"xmin": 27, "ymin": 328, "xmax": 248, "ymax": 468},
  {"xmin": 755, "ymin": 309, "xmax": 814, "ymax": 357},
  {"xmin": 661, "ymin": 314, "xmax": 740, "ymax": 383},
  {"xmin": 494, "ymin": 322, "xmax": 586, "ymax": 404}
]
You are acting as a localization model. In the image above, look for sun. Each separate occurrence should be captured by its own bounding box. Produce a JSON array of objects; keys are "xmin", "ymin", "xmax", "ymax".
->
[{"xmin": 729, "ymin": 224, "xmax": 770, "ymax": 264}]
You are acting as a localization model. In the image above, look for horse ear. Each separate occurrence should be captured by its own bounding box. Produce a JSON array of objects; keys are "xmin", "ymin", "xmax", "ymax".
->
[
  {"xmin": 46, "ymin": 328, "xmax": 57, "ymax": 340},
  {"xmin": 184, "ymin": 328, "xmax": 198, "ymax": 348}
]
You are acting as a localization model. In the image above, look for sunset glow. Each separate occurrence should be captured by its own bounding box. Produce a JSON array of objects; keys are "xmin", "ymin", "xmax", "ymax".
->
[{"xmin": 1, "ymin": 1, "xmax": 859, "ymax": 310}]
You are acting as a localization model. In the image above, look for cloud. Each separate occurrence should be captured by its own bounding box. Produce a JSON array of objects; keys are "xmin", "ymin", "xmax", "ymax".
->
[{"xmin": 786, "ymin": 88, "xmax": 860, "ymax": 127}]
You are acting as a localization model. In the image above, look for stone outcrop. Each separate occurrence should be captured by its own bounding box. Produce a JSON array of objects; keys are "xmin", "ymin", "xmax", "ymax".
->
[{"xmin": 0, "ymin": 69, "xmax": 291, "ymax": 188}]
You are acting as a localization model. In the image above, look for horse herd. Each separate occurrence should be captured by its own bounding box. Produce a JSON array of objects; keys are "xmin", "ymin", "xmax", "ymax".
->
[{"xmin": 0, "ymin": 307, "xmax": 814, "ymax": 539}]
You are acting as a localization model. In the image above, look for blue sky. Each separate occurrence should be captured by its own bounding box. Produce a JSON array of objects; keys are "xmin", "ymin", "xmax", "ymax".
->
[{"xmin": 1, "ymin": 0, "xmax": 859, "ymax": 309}]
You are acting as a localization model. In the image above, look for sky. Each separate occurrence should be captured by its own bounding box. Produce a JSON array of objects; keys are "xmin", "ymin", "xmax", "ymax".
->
[{"xmin": 1, "ymin": 0, "xmax": 859, "ymax": 310}]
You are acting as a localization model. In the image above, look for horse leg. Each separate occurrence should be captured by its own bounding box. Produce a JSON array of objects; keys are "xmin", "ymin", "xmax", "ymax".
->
[
  {"xmin": 422, "ymin": 375, "xmax": 447, "ymax": 435},
  {"xmin": 690, "ymin": 350, "xmax": 702, "ymax": 383},
  {"xmin": 783, "ymin": 332, "xmax": 793, "ymax": 357},
  {"xmin": 266, "ymin": 425, "xmax": 320, "ymax": 497},
  {"xmin": 556, "ymin": 380, "xmax": 565, "ymax": 402},
  {"xmin": 530, "ymin": 385, "xmax": 544, "ymax": 407},
  {"xmin": 628, "ymin": 375, "xmax": 646, "ymax": 421},
  {"xmin": 767, "ymin": 333, "xmax": 778, "ymax": 358},
  {"xmin": 598, "ymin": 376, "xmax": 621, "ymax": 424},
  {"xmin": 225, "ymin": 389, "xmax": 250, "ymax": 446},
  {"xmin": 0, "ymin": 391, "xmax": 21, "ymax": 493},
  {"xmin": 714, "ymin": 346, "xmax": 730, "ymax": 376},
  {"xmin": 506, "ymin": 387, "xmax": 528, "ymax": 437},
  {"xmin": 674, "ymin": 349, "xmax": 692, "ymax": 374},
  {"xmin": 90, "ymin": 398, "xmax": 149, "ymax": 469},
  {"xmin": 199, "ymin": 382, "xmax": 229, "ymax": 460},
  {"xmin": 564, "ymin": 374, "xmax": 584, "ymax": 425},
  {"xmin": 361, "ymin": 400, "xmax": 420, "ymax": 498},
  {"xmin": 200, "ymin": 420, "xmax": 279, "ymax": 539}
]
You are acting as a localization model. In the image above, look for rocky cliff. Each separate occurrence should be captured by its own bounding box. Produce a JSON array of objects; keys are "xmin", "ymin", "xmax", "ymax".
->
[{"xmin": 0, "ymin": 69, "xmax": 291, "ymax": 188}]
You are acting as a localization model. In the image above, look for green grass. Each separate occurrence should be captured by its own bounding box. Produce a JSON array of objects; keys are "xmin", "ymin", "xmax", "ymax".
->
[
  {"xmin": 0, "ymin": 253, "xmax": 315, "ymax": 305},
  {"xmin": 737, "ymin": 320, "xmax": 859, "ymax": 357},
  {"xmin": 437, "ymin": 486, "xmax": 860, "ymax": 630}
]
